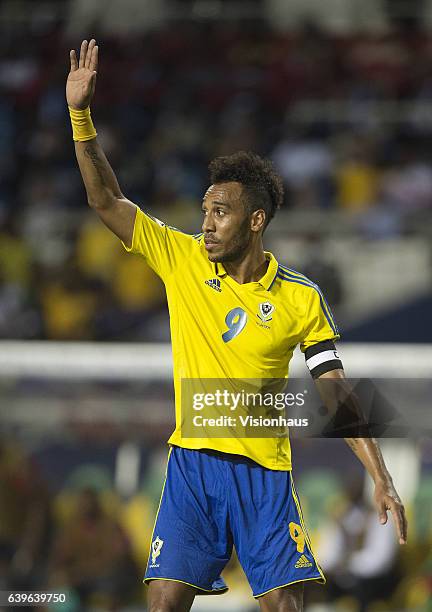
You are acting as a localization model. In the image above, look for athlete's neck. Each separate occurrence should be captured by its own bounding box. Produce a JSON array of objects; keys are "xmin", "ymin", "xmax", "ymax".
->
[{"xmin": 223, "ymin": 245, "xmax": 268, "ymax": 285}]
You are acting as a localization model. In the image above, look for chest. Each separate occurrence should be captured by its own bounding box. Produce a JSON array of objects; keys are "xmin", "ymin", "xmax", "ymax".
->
[{"xmin": 167, "ymin": 266, "xmax": 306, "ymax": 360}]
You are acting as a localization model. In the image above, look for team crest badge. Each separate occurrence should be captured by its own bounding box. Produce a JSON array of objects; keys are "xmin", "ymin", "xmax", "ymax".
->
[
  {"xmin": 151, "ymin": 536, "xmax": 164, "ymax": 566},
  {"xmin": 258, "ymin": 301, "xmax": 275, "ymax": 322}
]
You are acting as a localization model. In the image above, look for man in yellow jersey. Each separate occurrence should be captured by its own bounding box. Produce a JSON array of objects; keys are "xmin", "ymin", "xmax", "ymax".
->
[{"xmin": 66, "ymin": 39, "xmax": 408, "ymax": 612}]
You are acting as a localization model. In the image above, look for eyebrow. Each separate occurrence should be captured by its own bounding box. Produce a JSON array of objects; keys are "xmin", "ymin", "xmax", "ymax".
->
[{"xmin": 202, "ymin": 200, "xmax": 232, "ymax": 209}]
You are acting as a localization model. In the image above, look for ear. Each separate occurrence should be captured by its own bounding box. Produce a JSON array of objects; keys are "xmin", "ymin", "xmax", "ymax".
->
[{"xmin": 250, "ymin": 209, "xmax": 266, "ymax": 233}]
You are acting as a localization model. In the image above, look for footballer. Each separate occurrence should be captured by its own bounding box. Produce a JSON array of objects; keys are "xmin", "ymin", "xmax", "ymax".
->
[{"xmin": 66, "ymin": 40, "xmax": 408, "ymax": 612}]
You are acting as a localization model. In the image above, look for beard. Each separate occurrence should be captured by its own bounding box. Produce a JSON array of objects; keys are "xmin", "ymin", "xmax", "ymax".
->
[{"xmin": 208, "ymin": 216, "xmax": 252, "ymax": 263}]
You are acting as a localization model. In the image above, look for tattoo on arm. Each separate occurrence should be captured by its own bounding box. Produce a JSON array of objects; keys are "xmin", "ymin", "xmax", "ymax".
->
[{"xmin": 84, "ymin": 144, "xmax": 108, "ymax": 186}]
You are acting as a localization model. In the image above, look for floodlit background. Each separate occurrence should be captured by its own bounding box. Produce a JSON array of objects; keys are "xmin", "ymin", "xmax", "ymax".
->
[{"xmin": 0, "ymin": 0, "xmax": 432, "ymax": 610}]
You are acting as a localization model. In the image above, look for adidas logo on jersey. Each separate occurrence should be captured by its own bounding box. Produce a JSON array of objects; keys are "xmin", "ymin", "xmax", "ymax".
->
[
  {"xmin": 294, "ymin": 554, "xmax": 313, "ymax": 569},
  {"xmin": 205, "ymin": 278, "xmax": 222, "ymax": 292}
]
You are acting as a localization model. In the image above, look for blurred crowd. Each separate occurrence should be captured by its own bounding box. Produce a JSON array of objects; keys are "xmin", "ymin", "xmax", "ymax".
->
[
  {"xmin": 2, "ymin": 23, "xmax": 432, "ymax": 340},
  {"xmin": 0, "ymin": 435, "xmax": 431, "ymax": 611},
  {"xmin": 0, "ymin": 437, "xmax": 142, "ymax": 610}
]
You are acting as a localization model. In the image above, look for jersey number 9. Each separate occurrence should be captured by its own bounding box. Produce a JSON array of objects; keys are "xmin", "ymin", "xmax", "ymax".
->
[{"xmin": 222, "ymin": 307, "xmax": 248, "ymax": 343}]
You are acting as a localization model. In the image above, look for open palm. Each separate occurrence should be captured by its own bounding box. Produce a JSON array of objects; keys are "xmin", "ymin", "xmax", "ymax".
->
[{"xmin": 66, "ymin": 39, "xmax": 98, "ymax": 110}]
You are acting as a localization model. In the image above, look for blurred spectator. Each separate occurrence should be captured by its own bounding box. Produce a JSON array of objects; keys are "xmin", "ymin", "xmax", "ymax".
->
[
  {"xmin": 0, "ymin": 215, "xmax": 31, "ymax": 287},
  {"xmin": 318, "ymin": 476, "xmax": 399, "ymax": 612},
  {"xmin": 0, "ymin": 215, "xmax": 41, "ymax": 338},
  {"xmin": 380, "ymin": 143, "xmax": 432, "ymax": 216},
  {"xmin": 272, "ymin": 130, "xmax": 334, "ymax": 209},
  {"xmin": 39, "ymin": 260, "xmax": 99, "ymax": 340},
  {"xmin": 75, "ymin": 215, "xmax": 121, "ymax": 283},
  {"xmin": 49, "ymin": 487, "xmax": 139, "ymax": 609},
  {"xmin": 0, "ymin": 272, "xmax": 40, "ymax": 339},
  {"xmin": 0, "ymin": 438, "xmax": 51, "ymax": 590},
  {"xmin": 335, "ymin": 136, "xmax": 380, "ymax": 212}
]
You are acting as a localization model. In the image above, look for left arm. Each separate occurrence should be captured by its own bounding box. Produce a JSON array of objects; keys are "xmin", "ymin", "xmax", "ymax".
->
[
  {"xmin": 314, "ymin": 368, "xmax": 408, "ymax": 545},
  {"xmin": 299, "ymin": 285, "xmax": 407, "ymax": 544}
]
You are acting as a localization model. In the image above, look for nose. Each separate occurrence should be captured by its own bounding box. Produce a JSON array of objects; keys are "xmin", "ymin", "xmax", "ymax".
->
[{"xmin": 202, "ymin": 211, "xmax": 215, "ymax": 233}]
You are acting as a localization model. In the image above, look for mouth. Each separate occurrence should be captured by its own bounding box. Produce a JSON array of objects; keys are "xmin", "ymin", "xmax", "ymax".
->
[{"xmin": 204, "ymin": 239, "xmax": 219, "ymax": 251}]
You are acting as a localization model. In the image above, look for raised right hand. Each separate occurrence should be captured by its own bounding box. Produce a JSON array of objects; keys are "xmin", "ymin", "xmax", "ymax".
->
[{"xmin": 66, "ymin": 39, "xmax": 98, "ymax": 110}]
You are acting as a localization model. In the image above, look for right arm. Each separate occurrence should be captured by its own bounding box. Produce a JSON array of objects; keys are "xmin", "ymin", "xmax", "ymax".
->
[
  {"xmin": 67, "ymin": 39, "xmax": 136, "ymax": 247},
  {"xmin": 75, "ymin": 139, "xmax": 136, "ymax": 247}
]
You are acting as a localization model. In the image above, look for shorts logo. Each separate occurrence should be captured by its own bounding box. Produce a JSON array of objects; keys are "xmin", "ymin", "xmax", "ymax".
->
[
  {"xmin": 150, "ymin": 536, "xmax": 164, "ymax": 568},
  {"xmin": 205, "ymin": 278, "xmax": 222, "ymax": 292},
  {"xmin": 294, "ymin": 554, "xmax": 313, "ymax": 569},
  {"xmin": 258, "ymin": 302, "xmax": 275, "ymax": 322}
]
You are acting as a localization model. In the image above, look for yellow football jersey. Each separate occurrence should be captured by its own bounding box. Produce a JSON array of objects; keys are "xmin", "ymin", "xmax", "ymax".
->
[{"xmin": 122, "ymin": 207, "xmax": 339, "ymax": 470}]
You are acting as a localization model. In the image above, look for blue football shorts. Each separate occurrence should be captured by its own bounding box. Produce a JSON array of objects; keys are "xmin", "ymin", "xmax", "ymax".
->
[{"xmin": 144, "ymin": 446, "xmax": 325, "ymax": 598}]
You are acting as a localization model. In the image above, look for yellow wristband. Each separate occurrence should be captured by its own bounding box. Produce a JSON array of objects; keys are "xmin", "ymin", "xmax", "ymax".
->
[{"xmin": 68, "ymin": 106, "xmax": 97, "ymax": 142}]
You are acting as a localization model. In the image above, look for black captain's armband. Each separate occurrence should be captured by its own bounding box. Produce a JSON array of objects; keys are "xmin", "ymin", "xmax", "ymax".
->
[{"xmin": 305, "ymin": 340, "xmax": 343, "ymax": 378}]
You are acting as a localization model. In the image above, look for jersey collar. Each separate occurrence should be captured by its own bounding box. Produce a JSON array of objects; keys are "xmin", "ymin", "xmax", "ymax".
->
[{"xmin": 214, "ymin": 251, "xmax": 279, "ymax": 291}]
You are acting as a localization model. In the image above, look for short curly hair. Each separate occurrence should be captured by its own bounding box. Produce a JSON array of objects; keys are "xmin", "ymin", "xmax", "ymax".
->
[{"xmin": 208, "ymin": 151, "xmax": 284, "ymax": 228}]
